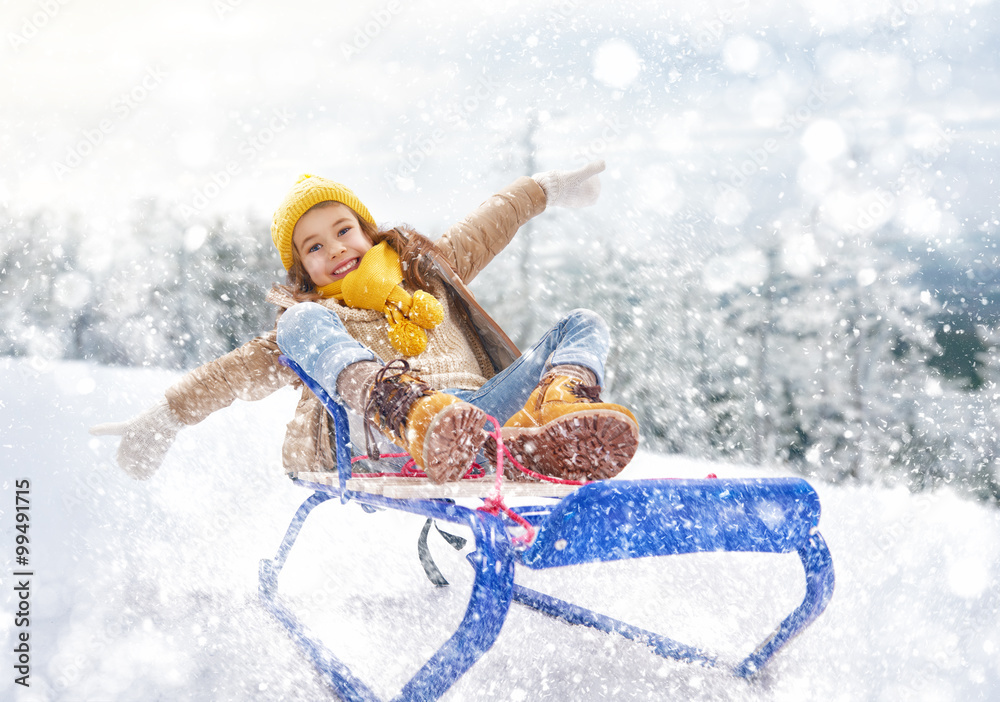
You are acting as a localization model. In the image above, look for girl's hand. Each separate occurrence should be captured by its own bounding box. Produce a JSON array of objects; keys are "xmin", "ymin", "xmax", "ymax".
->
[
  {"xmin": 532, "ymin": 159, "xmax": 605, "ymax": 208},
  {"xmin": 89, "ymin": 399, "xmax": 184, "ymax": 480}
]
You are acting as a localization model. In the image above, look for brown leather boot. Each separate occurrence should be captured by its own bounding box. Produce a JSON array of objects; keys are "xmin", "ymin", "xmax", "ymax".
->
[
  {"xmin": 499, "ymin": 366, "xmax": 638, "ymax": 481},
  {"xmin": 364, "ymin": 360, "xmax": 487, "ymax": 483}
]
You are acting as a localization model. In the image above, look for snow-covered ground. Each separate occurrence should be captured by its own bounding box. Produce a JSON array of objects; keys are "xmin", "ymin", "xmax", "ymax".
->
[{"xmin": 2, "ymin": 356, "xmax": 998, "ymax": 701}]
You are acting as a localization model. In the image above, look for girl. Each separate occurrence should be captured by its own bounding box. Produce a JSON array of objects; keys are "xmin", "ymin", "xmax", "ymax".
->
[{"xmin": 91, "ymin": 161, "xmax": 638, "ymax": 484}]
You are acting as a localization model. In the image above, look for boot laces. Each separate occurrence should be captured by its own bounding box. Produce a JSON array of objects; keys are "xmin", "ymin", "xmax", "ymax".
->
[
  {"xmin": 363, "ymin": 359, "xmax": 432, "ymax": 460},
  {"xmin": 570, "ymin": 382, "xmax": 602, "ymax": 402},
  {"xmin": 532, "ymin": 374, "xmax": 602, "ymax": 412}
]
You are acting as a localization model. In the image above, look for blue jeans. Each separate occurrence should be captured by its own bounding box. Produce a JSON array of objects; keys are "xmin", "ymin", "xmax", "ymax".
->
[{"xmin": 276, "ymin": 302, "xmax": 610, "ymax": 425}]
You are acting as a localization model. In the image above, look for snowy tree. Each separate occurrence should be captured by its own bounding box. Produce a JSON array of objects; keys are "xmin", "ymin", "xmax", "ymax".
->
[
  {"xmin": 0, "ymin": 211, "xmax": 35, "ymax": 357},
  {"xmin": 0, "ymin": 209, "xmax": 86, "ymax": 362},
  {"xmin": 777, "ymin": 206, "xmax": 944, "ymax": 484},
  {"xmin": 184, "ymin": 214, "xmax": 282, "ymax": 367}
]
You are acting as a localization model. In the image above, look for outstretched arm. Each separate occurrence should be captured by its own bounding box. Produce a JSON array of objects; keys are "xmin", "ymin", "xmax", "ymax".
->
[
  {"xmin": 434, "ymin": 176, "xmax": 545, "ymax": 284},
  {"xmin": 434, "ymin": 160, "xmax": 605, "ymax": 284},
  {"xmin": 90, "ymin": 331, "xmax": 296, "ymax": 479},
  {"xmin": 164, "ymin": 330, "xmax": 295, "ymax": 425}
]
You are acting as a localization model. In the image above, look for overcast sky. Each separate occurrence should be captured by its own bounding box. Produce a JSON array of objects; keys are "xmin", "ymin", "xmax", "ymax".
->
[{"xmin": 3, "ymin": 0, "xmax": 997, "ymax": 243}]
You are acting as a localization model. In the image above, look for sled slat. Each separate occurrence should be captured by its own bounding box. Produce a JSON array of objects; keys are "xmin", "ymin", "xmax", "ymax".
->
[
  {"xmin": 350, "ymin": 476, "xmax": 579, "ymax": 498},
  {"xmin": 294, "ymin": 473, "xmax": 579, "ymax": 498}
]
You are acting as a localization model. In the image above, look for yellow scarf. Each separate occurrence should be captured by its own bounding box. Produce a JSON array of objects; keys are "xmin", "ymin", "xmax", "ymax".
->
[{"xmin": 316, "ymin": 241, "xmax": 444, "ymax": 357}]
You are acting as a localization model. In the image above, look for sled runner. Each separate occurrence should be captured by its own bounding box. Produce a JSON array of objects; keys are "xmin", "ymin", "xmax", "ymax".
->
[{"xmin": 259, "ymin": 357, "xmax": 835, "ymax": 701}]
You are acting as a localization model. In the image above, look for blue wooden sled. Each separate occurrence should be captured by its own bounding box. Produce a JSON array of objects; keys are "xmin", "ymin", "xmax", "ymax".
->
[{"xmin": 259, "ymin": 357, "xmax": 835, "ymax": 701}]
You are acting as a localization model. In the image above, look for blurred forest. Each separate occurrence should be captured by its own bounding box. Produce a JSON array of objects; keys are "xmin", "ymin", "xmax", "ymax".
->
[{"xmin": 3, "ymin": 183, "xmax": 999, "ymax": 504}]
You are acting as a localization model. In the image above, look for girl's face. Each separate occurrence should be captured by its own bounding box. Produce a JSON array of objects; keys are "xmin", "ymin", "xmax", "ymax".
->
[{"xmin": 292, "ymin": 203, "xmax": 373, "ymax": 288}]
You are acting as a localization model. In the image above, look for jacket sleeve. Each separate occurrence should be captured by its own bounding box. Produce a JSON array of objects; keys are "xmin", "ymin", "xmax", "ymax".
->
[
  {"xmin": 434, "ymin": 176, "xmax": 547, "ymax": 284},
  {"xmin": 164, "ymin": 330, "xmax": 298, "ymax": 425}
]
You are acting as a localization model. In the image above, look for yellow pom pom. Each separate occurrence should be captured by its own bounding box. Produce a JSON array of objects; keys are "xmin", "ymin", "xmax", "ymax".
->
[
  {"xmin": 408, "ymin": 290, "xmax": 444, "ymax": 330},
  {"xmin": 388, "ymin": 319, "xmax": 428, "ymax": 357}
]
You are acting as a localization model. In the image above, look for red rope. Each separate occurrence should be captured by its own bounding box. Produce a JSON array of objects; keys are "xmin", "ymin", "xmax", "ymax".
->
[
  {"xmin": 475, "ymin": 416, "xmax": 536, "ymax": 545},
  {"xmin": 472, "ymin": 416, "xmax": 591, "ymax": 546},
  {"xmin": 347, "ymin": 414, "xmax": 591, "ymax": 546}
]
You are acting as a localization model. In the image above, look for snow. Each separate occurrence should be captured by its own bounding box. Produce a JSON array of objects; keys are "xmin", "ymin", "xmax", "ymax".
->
[
  {"xmin": 721, "ymin": 36, "xmax": 763, "ymax": 75},
  {"xmin": 592, "ymin": 40, "xmax": 642, "ymax": 90},
  {"xmin": 3, "ymin": 356, "xmax": 999, "ymax": 700},
  {"xmin": 799, "ymin": 120, "xmax": 848, "ymax": 162}
]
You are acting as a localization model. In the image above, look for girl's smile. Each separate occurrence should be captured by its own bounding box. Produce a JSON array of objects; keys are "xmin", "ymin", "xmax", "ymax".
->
[{"xmin": 332, "ymin": 258, "xmax": 360, "ymax": 277}]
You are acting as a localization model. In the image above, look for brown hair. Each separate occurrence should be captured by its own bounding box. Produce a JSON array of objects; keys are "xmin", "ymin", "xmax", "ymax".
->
[{"xmin": 272, "ymin": 202, "xmax": 438, "ymax": 303}]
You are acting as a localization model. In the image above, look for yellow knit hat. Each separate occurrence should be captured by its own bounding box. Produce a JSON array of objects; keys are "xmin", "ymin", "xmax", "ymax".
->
[{"xmin": 270, "ymin": 173, "xmax": 376, "ymax": 270}]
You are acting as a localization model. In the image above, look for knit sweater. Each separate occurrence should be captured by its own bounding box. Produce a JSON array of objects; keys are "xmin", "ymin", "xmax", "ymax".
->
[{"xmin": 266, "ymin": 275, "xmax": 495, "ymax": 392}]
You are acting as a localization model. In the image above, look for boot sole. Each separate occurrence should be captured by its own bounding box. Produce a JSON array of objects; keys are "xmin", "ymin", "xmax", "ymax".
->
[
  {"xmin": 493, "ymin": 410, "xmax": 639, "ymax": 482},
  {"xmin": 422, "ymin": 402, "xmax": 488, "ymax": 484}
]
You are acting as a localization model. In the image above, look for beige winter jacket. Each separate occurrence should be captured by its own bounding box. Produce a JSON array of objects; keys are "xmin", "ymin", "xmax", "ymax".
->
[{"xmin": 164, "ymin": 176, "xmax": 547, "ymax": 474}]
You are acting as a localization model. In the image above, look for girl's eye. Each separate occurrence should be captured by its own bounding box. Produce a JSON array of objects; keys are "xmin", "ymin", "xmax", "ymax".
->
[
  {"xmin": 308, "ymin": 243, "xmax": 321, "ymax": 253},
  {"xmin": 338, "ymin": 227, "xmax": 351, "ymax": 237}
]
